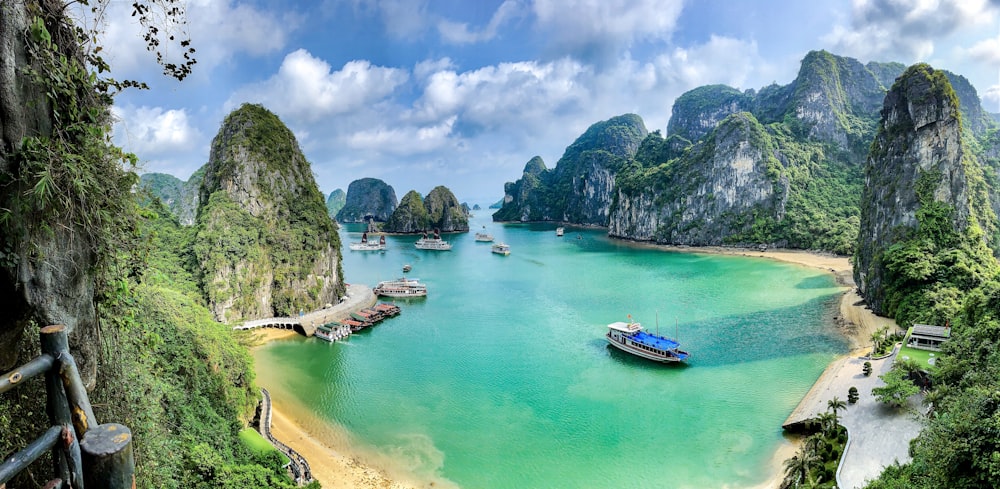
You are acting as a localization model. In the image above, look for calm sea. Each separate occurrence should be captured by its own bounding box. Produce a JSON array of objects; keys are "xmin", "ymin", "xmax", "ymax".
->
[{"xmin": 253, "ymin": 213, "xmax": 847, "ymax": 488}]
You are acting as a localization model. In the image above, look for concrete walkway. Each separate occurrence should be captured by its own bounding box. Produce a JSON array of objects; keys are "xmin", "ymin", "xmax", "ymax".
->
[
  {"xmin": 297, "ymin": 283, "xmax": 376, "ymax": 335},
  {"xmin": 783, "ymin": 347, "xmax": 925, "ymax": 488}
]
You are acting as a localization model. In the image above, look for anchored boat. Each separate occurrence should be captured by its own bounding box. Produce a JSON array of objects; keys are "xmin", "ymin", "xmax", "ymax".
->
[
  {"xmin": 374, "ymin": 277, "xmax": 428, "ymax": 298},
  {"xmin": 349, "ymin": 232, "xmax": 386, "ymax": 251},
  {"xmin": 605, "ymin": 317, "xmax": 689, "ymax": 363},
  {"xmin": 491, "ymin": 242, "xmax": 510, "ymax": 255},
  {"xmin": 415, "ymin": 230, "xmax": 452, "ymax": 250}
]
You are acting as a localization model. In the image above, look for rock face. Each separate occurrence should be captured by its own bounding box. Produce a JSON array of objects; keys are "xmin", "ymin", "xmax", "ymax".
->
[
  {"xmin": 425, "ymin": 186, "xmax": 469, "ymax": 232},
  {"xmin": 384, "ymin": 190, "xmax": 430, "ymax": 233},
  {"xmin": 493, "ymin": 114, "xmax": 648, "ymax": 225},
  {"xmin": 0, "ymin": 0, "xmax": 102, "ymax": 384},
  {"xmin": 326, "ymin": 189, "xmax": 346, "ymax": 219},
  {"xmin": 195, "ymin": 104, "xmax": 343, "ymax": 323},
  {"xmin": 854, "ymin": 64, "xmax": 986, "ymax": 314},
  {"xmin": 140, "ymin": 168, "xmax": 204, "ymax": 225},
  {"xmin": 336, "ymin": 178, "xmax": 397, "ymax": 222},
  {"xmin": 495, "ymin": 51, "xmax": 999, "ymax": 254},
  {"xmin": 610, "ymin": 112, "xmax": 788, "ymax": 244},
  {"xmin": 384, "ymin": 186, "xmax": 469, "ymax": 233}
]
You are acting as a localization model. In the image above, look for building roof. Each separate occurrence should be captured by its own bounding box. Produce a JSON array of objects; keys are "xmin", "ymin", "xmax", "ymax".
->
[{"xmin": 911, "ymin": 324, "xmax": 950, "ymax": 339}]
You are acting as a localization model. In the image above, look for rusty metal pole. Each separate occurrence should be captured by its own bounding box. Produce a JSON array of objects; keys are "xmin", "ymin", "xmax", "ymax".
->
[
  {"xmin": 80, "ymin": 423, "xmax": 134, "ymax": 489},
  {"xmin": 40, "ymin": 325, "xmax": 84, "ymax": 489}
]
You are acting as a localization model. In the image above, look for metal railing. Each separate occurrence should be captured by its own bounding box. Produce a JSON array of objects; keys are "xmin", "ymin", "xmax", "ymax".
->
[{"xmin": 0, "ymin": 325, "xmax": 134, "ymax": 489}]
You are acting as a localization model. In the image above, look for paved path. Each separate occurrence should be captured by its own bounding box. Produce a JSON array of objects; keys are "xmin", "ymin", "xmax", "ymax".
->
[
  {"xmin": 234, "ymin": 283, "xmax": 376, "ymax": 336},
  {"xmin": 260, "ymin": 387, "xmax": 313, "ymax": 485},
  {"xmin": 783, "ymin": 347, "xmax": 925, "ymax": 488}
]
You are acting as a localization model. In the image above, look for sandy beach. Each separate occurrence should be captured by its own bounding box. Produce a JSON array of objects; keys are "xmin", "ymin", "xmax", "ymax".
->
[{"xmin": 249, "ymin": 246, "xmax": 897, "ymax": 489}]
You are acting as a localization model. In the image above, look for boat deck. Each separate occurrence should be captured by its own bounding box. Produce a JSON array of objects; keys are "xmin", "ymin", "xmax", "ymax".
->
[{"xmin": 631, "ymin": 330, "xmax": 681, "ymax": 351}]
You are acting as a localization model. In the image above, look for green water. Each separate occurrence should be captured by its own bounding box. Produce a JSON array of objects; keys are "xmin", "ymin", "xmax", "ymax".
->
[{"xmin": 254, "ymin": 215, "xmax": 847, "ymax": 488}]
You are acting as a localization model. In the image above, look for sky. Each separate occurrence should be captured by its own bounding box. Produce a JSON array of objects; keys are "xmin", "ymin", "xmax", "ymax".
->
[{"xmin": 86, "ymin": 0, "xmax": 1000, "ymax": 205}]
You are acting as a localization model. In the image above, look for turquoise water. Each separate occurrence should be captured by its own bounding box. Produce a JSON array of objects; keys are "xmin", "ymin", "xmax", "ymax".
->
[{"xmin": 254, "ymin": 214, "xmax": 847, "ymax": 488}]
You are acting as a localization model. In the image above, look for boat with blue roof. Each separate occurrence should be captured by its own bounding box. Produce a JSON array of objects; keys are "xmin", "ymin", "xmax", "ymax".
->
[{"xmin": 606, "ymin": 316, "xmax": 689, "ymax": 363}]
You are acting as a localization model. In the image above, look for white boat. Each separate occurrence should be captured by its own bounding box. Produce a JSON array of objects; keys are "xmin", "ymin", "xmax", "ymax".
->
[
  {"xmin": 556, "ymin": 227, "xmax": 565, "ymax": 236},
  {"xmin": 475, "ymin": 232, "xmax": 494, "ymax": 242},
  {"xmin": 373, "ymin": 278, "xmax": 428, "ymax": 298},
  {"xmin": 349, "ymin": 232, "xmax": 386, "ymax": 251},
  {"xmin": 491, "ymin": 243, "xmax": 510, "ymax": 255},
  {"xmin": 605, "ymin": 317, "xmax": 689, "ymax": 363},
  {"xmin": 415, "ymin": 231, "xmax": 452, "ymax": 250}
]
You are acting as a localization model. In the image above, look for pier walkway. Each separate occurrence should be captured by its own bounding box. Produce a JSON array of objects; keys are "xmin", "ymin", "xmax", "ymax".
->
[
  {"xmin": 233, "ymin": 283, "xmax": 376, "ymax": 336},
  {"xmin": 259, "ymin": 387, "xmax": 313, "ymax": 486}
]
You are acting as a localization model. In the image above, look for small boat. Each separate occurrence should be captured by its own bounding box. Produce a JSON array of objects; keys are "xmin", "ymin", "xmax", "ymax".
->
[
  {"xmin": 374, "ymin": 277, "xmax": 428, "ymax": 298},
  {"xmin": 475, "ymin": 232, "xmax": 494, "ymax": 242},
  {"xmin": 491, "ymin": 242, "xmax": 510, "ymax": 255},
  {"xmin": 349, "ymin": 232, "xmax": 386, "ymax": 251},
  {"xmin": 556, "ymin": 227, "xmax": 565, "ymax": 236},
  {"xmin": 605, "ymin": 316, "xmax": 689, "ymax": 363},
  {"xmin": 402, "ymin": 264, "xmax": 412, "ymax": 273},
  {"xmin": 415, "ymin": 230, "xmax": 452, "ymax": 251}
]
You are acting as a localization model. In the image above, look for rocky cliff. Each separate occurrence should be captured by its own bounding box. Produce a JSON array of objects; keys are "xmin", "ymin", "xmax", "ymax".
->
[
  {"xmin": 326, "ymin": 188, "xmax": 346, "ymax": 219},
  {"xmin": 384, "ymin": 190, "xmax": 430, "ymax": 233},
  {"xmin": 611, "ymin": 112, "xmax": 788, "ymax": 245},
  {"xmin": 493, "ymin": 114, "xmax": 648, "ymax": 225},
  {"xmin": 384, "ymin": 186, "xmax": 468, "ymax": 233},
  {"xmin": 195, "ymin": 103, "xmax": 343, "ymax": 323},
  {"xmin": 854, "ymin": 64, "xmax": 995, "ymax": 315},
  {"xmin": 496, "ymin": 51, "xmax": 996, "ymax": 254},
  {"xmin": 425, "ymin": 185, "xmax": 469, "ymax": 232},
  {"xmin": 140, "ymin": 168, "xmax": 204, "ymax": 225},
  {"xmin": 336, "ymin": 178, "xmax": 397, "ymax": 222}
]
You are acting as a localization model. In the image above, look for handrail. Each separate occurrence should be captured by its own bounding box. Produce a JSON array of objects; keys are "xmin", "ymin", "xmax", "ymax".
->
[{"xmin": 0, "ymin": 325, "xmax": 134, "ymax": 489}]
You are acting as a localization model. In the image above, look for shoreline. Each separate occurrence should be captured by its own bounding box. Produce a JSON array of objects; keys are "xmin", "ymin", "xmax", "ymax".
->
[{"xmin": 249, "ymin": 246, "xmax": 896, "ymax": 489}]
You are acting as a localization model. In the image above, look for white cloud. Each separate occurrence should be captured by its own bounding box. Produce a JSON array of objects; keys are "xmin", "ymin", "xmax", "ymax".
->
[
  {"xmin": 113, "ymin": 105, "xmax": 201, "ymax": 155},
  {"xmin": 532, "ymin": 0, "xmax": 685, "ymax": 59},
  {"xmin": 346, "ymin": 116, "xmax": 458, "ymax": 154},
  {"xmin": 964, "ymin": 34, "xmax": 1000, "ymax": 65},
  {"xmin": 823, "ymin": 0, "xmax": 998, "ymax": 62},
  {"xmin": 437, "ymin": 0, "xmax": 525, "ymax": 44},
  {"xmin": 984, "ymin": 85, "xmax": 1000, "ymax": 112},
  {"xmin": 227, "ymin": 49, "xmax": 409, "ymax": 124},
  {"xmin": 411, "ymin": 58, "xmax": 591, "ymax": 129}
]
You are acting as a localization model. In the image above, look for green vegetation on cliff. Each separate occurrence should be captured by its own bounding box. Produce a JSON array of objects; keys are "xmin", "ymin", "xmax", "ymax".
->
[
  {"xmin": 326, "ymin": 188, "xmax": 346, "ymax": 219},
  {"xmin": 384, "ymin": 190, "xmax": 430, "ymax": 232},
  {"xmin": 196, "ymin": 104, "xmax": 343, "ymax": 322}
]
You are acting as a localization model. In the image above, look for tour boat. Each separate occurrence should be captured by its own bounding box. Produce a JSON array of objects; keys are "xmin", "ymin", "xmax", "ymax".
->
[
  {"xmin": 349, "ymin": 232, "xmax": 386, "ymax": 251},
  {"xmin": 556, "ymin": 227, "xmax": 565, "ymax": 236},
  {"xmin": 402, "ymin": 264, "xmax": 412, "ymax": 273},
  {"xmin": 374, "ymin": 278, "xmax": 428, "ymax": 298},
  {"xmin": 475, "ymin": 232, "xmax": 494, "ymax": 242},
  {"xmin": 315, "ymin": 323, "xmax": 351, "ymax": 342},
  {"xmin": 605, "ymin": 317, "xmax": 689, "ymax": 363},
  {"xmin": 415, "ymin": 230, "xmax": 452, "ymax": 250},
  {"xmin": 491, "ymin": 243, "xmax": 510, "ymax": 255}
]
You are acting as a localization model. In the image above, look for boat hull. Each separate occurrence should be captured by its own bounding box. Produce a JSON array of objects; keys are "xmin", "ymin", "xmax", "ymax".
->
[{"xmin": 605, "ymin": 333, "xmax": 687, "ymax": 363}]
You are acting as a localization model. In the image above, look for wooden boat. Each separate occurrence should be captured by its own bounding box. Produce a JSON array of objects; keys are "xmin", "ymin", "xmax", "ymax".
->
[{"xmin": 605, "ymin": 316, "xmax": 689, "ymax": 363}]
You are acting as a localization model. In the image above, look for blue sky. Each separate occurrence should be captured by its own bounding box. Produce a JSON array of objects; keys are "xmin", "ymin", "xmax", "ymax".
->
[{"xmin": 89, "ymin": 0, "xmax": 1000, "ymax": 204}]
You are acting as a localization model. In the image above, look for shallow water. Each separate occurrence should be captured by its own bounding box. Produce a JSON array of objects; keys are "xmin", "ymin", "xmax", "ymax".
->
[{"xmin": 254, "ymin": 214, "xmax": 846, "ymax": 488}]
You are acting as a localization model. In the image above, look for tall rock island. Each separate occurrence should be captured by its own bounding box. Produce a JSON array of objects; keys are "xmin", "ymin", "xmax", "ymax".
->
[
  {"xmin": 383, "ymin": 185, "xmax": 469, "ymax": 233},
  {"xmin": 140, "ymin": 168, "xmax": 204, "ymax": 225},
  {"xmin": 194, "ymin": 103, "xmax": 343, "ymax": 323},
  {"xmin": 854, "ymin": 64, "xmax": 996, "ymax": 316},
  {"xmin": 336, "ymin": 177, "xmax": 397, "ymax": 222}
]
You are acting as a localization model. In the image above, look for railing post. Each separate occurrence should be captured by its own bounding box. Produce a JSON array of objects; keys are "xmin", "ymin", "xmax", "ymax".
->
[
  {"xmin": 81, "ymin": 423, "xmax": 134, "ymax": 489},
  {"xmin": 40, "ymin": 325, "xmax": 83, "ymax": 489}
]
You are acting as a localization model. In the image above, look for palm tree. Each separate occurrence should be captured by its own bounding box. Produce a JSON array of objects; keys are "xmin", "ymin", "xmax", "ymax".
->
[
  {"xmin": 827, "ymin": 396, "xmax": 847, "ymax": 428},
  {"xmin": 803, "ymin": 433, "xmax": 826, "ymax": 458},
  {"xmin": 783, "ymin": 451, "xmax": 818, "ymax": 488},
  {"xmin": 816, "ymin": 411, "xmax": 838, "ymax": 436},
  {"xmin": 870, "ymin": 330, "xmax": 883, "ymax": 354},
  {"xmin": 801, "ymin": 471, "xmax": 824, "ymax": 489}
]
